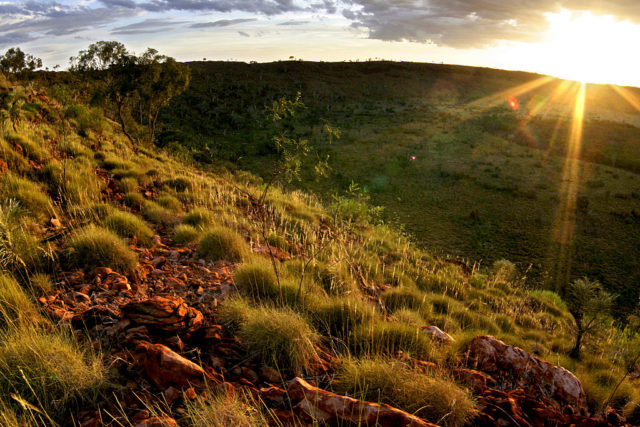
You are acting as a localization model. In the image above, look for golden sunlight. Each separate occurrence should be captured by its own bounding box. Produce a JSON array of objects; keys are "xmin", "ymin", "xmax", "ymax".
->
[{"xmin": 538, "ymin": 11, "xmax": 640, "ymax": 85}]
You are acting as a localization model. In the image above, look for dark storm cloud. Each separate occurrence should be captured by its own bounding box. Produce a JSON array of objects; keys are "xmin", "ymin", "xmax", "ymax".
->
[
  {"xmin": 342, "ymin": 0, "xmax": 640, "ymax": 48},
  {"xmin": 190, "ymin": 18, "xmax": 258, "ymax": 28}
]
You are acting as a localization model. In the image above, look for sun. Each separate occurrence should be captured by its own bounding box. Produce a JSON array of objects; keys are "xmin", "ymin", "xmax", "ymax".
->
[{"xmin": 537, "ymin": 10, "xmax": 640, "ymax": 85}]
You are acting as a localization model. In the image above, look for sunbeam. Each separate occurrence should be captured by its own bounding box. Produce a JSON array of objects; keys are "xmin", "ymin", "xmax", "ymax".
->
[
  {"xmin": 550, "ymin": 81, "xmax": 586, "ymax": 290},
  {"xmin": 611, "ymin": 84, "xmax": 640, "ymax": 113}
]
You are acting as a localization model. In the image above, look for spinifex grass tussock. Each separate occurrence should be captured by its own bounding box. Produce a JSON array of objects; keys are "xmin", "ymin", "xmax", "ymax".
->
[
  {"xmin": 142, "ymin": 201, "xmax": 175, "ymax": 226},
  {"xmin": 351, "ymin": 320, "xmax": 436, "ymax": 361},
  {"xmin": 312, "ymin": 296, "xmax": 379, "ymax": 337},
  {"xmin": 198, "ymin": 227, "xmax": 248, "ymax": 262},
  {"xmin": 0, "ymin": 174, "xmax": 53, "ymax": 222},
  {"xmin": 0, "ymin": 274, "xmax": 42, "ymax": 327},
  {"xmin": 0, "ymin": 326, "xmax": 107, "ymax": 423},
  {"xmin": 186, "ymin": 389, "xmax": 267, "ymax": 427},
  {"xmin": 103, "ymin": 211, "xmax": 154, "ymax": 246},
  {"xmin": 156, "ymin": 194, "xmax": 183, "ymax": 212},
  {"xmin": 28, "ymin": 273, "xmax": 53, "ymax": 294},
  {"xmin": 217, "ymin": 297, "xmax": 251, "ymax": 335},
  {"xmin": 381, "ymin": 286, "xmax": 428, "ymax": 312},
  {"xmin": 172, "ymin": 224, "xmax": 200, "ymax": 245},
  {"xmin": 335, "ymin": 357, "xmax": 476, "ymax": 426},
  {"xmin": 238, "ymin": 306, "xmax": 319, "ymax": 374},
  {"xmin": 183, "ymin": 208, "xmax": 215, "ymax": 228},
  {"xmin": 66, "ymin": 225, "xmax": 138, "ymax": 273}
]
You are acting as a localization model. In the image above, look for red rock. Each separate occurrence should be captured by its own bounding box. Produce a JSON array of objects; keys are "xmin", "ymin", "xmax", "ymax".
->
[
  {"xmin": 260, "ymin": 366, "xmax": 281, "ymax": 383},
  {"xmin": 260, "ymin": 386, "xmax": 286, "ymax": 407},
  {"xmin": 163, "ymin": 386, "xmax": 181, "ymax": 405},
  {"xmin": 50, "ymin": 217, "xmax": 62, "ymax": 228},
  {"xmin": 185, "ymin": 387, "xmax": 197, "ymax": 400},
  {"xmin": 452, "ymin": 368, "xmax": 496, "ymax": 392},
  {"xmin": 165, "ymin": 335, "xmax": 184, "ymax": 352},
  {"xmin": 131, "ymin": 410, "xmax": 151, "ymax": 424},
  {"xmin": 151, "ymin": 256, "xmax": 166, "ymax": 268},
  {"xmin": 0, "ymin": 159, "xmax": 7, "ymax": 174},
  {"xmin": 92, "ymin": 267, "xmax": 113, "ymax": 277},
  {"xmin": 464, "ymin": 335, "xmax": 588, "ymax": 415},
  {"xmin": 287, "ymin": 377, "xmax": 435, "ymax": 426},
  {"xmin": 134, "ymin": 417, "xmax": 178, "ymax": 427},
  {"xmin": 123, "ymin": 296, "xmax": 203, "ymax": 333},
  {"xmin": 134, "ymin": 341, "xmax": 221, "ymax": 389}
]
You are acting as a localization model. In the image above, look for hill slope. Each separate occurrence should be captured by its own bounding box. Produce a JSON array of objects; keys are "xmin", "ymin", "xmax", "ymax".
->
[
  {"xmin": 159, "ymin": 61, "xmax": 640, "ymax": 313},
  {"xmin": 0, "ymin": 70, "xmax": 639, "ymax": 425}
]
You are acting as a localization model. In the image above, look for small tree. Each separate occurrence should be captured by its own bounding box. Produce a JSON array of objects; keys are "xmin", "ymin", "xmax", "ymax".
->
[
  {"xmin": 0, "ymin": 47, "xmax": 42, "ymax": 77},
  {"xmin": 70, "ymin": 41, "xmax": 189, "ymax": 145},
  {"xmin": 566, "ymin": 277, "xmax": 614, "ymax": 359}
]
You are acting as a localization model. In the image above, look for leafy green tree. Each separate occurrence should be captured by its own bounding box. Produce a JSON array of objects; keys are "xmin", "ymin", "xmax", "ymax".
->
[
  {"xmin": 566, "ymin": 277, "xmax": 614, "ymax": 359},
  {"xmin": 0, "ymin": 48, "xmax": 42, "ymax": 77},
  {"xmin": 70, "ymin": 41, "xmax": 190, "ymax": 145}
]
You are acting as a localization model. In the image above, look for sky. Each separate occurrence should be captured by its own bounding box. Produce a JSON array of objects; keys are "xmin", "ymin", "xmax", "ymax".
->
[{"xmin": 1, "ymin": 0, "xmax": 640, "ymax": 87}]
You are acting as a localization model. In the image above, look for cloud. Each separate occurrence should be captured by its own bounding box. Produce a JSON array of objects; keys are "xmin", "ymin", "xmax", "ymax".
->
[
  {"xmin": 0, "ymin": 2, "xmax": 131, "ymax": 47},
  {"xmin": 190, "ymin": 18, "xmax": 257, "ymax": 28},
  {"xmin": 111, "ymin": 18, "xmax": 186, "ymax": 35},
  {"xmin": 341, "ymin": 0, "xmax": 640, "ymax": 48},
  {"xmin": 238, "ymin": 30, "xmax": 250, "ymax": 37},
  {"xmin": 278, "ymin": 20, "xmax": 309, "ymax": 25}
]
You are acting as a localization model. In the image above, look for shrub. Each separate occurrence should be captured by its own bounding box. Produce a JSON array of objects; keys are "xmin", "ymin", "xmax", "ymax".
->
[
  {"xmin": 173, "ymin": 224, "xmax": 200, "ymax": 245},
  {"xmin": 0, "ymin": 327, "xmax": 106, "ymax": 422},
  {"xmin": 381, "ymin": 287, "xmax": 427, "ymax": 312},
  {"xmin": 103, "ymin": 211, "xmax": 154, "ymax": 246},
  {"xmin": 351, "ymin": 321, "xmax": 435, "ymax": 360},
  {"xmin": 239, "ymin": 306, "xmax": 319, "ymax": 374},
  {"xmin": 183, "ymin": 208, "xmax": 215, "ymax": 228},
  {"xmin": 313, "ymin": 296, "xmax": 378, "ymax": 337},
  {"xmin": 335, "ymin": 358, "xmax": 476, "ymax": 426},
  {"xmin": 198, "ymin": 228, "xmax": 248, "ymax": 262},
  {"xmin": 186, "ymin": 392, "xmax": 266, "ymax": 427},
  {"xmin": 66, "ymin": 226, "xmax": 137, "ymax": 273},
  {"xmin": 0, "ymin": 275, "xmax": 41, "ymax": 327}
]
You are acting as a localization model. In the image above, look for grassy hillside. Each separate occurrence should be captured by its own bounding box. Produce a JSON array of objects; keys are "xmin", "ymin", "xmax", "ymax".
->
[
  {"xmin": 159, "ymin": 61, "xmax": 640, "ymax": 313},
  {"xmin": 0, "ymin": 67, "xmax": 639, "ymax": 425}
]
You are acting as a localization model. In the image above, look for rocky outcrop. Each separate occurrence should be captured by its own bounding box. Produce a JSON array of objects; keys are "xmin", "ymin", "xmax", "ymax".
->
[
  {"xmin": 123, "ymin": 296, "xmax": 203, "ymax": 333},
  {"xmin": 134, "ymin": 340, "xmax": 221, "ymax": 389},
  {"xmin": 464, "ymin": 335, "xmax": 588, "ymax": 415},
  {"xmin": 286, "ymin": 377, "xmax": 436, "ymax": 426}
]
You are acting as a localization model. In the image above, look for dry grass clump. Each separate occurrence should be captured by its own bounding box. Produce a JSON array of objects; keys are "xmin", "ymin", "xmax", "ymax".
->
[
  {"xmin": 312, "ymin": 296, "xmax": 378, "ymax": 337},
  {"xmin": 103, "ymin": 211, "xmax": 154, "ymax": 246},
  {"xmin": 238, "ymin": 306, "xmax": 319, "ymax": 374},
  {"xmin": 172, "ymin": 224, "xmax": 200, "ymax": 245},
  {"xmin": 142, "ymin": 201, "xmax": 175, "ymax": 226},
  {"xmin": 335, "ymin": 358, "xmax": 476, "ymax": 426},
  {"xmin": 0, "ymin": 275, "xmax": 42, "ymax": 327},
  {"xmin": 29, "ymin": 273, "xmax": 54, "ymax": 294},
  {"xmin": 183, "ymin": 208, "xmax": 215, "ymax": 228},
  {"xmin": 381, "ymin": 286, "xmax": 427, "ymax": 312},
  {"xmin": 66, "ymin": 226, "xmax": 137, "ymax": 273},
  {"xmin": 351, "ymin": 320, "xmax": 436, "ymax": 361},
  {"xmin": 123, "ymin": 192, "xmax": 146, "ymax": 210},
  {"xmin": 416, "ymin": 271, "xmax": 469, "ymax": 300},
  {"xmin": 0, "ymin": 174, "xmax": 53, "ymax": 221},
  {"xmin": 186, "ymin": 391, "xmax": 266, "ymax": 427},
  {"xmin": 156, "ymin": 194, "xmax": 183, "ymax": 212},
  {"xmin": 0, "ymin": 326, "xmax": 107, "ymax": 422},
  {"xmin": 118, "ymin": 177, "xmax": 138, "ymax": 193},
  {"xmin": 217, "ymin": 297, "xmax": 251, "ymax": 334},
  {"xmin": 197, "ymin": 227, "xmax": 248, "ymax": 262}
]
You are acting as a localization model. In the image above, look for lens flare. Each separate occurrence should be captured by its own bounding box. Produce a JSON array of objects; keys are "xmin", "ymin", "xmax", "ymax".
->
[{"xmin": 508, "ymin": 96, "xmax": 519, "ymax": 110}]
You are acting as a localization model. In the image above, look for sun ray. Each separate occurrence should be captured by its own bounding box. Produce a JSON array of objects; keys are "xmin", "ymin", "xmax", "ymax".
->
[
  {"xmin": 550, "ymin": 81, "xmax": 586, "ymax": 291},
  {"xmin": 610, "ymin": 85, "xmax": 640, "ymax": 113},
  {"xmin": 463, "ymin": 76, "xmax": 556, "ymax": 115}
]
